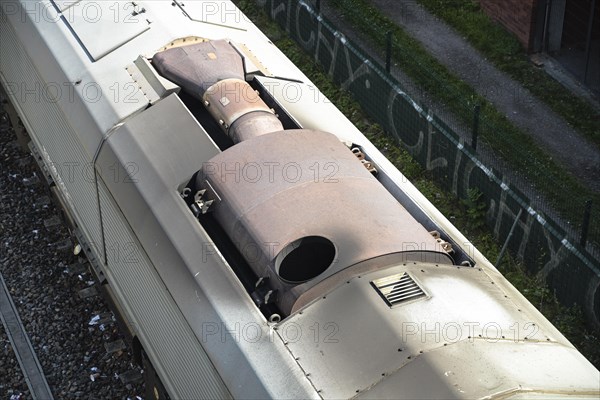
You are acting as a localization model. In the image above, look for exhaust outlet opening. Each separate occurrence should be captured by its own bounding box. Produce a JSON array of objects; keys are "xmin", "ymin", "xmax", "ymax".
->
[{"xmin": 276, "ymin": 236, "xmax": 336, "ymax": 284}]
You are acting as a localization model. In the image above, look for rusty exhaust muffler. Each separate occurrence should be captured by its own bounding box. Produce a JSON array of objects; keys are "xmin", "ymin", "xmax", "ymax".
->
[{"xmin": 154, "ymin": 40, "xmax": 453, "ymax": 314}]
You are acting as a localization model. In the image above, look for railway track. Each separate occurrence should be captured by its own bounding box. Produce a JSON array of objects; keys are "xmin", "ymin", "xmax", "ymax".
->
[{"xmin": 0, "ymin": 273, "xmax": 53, "ymax": 399}]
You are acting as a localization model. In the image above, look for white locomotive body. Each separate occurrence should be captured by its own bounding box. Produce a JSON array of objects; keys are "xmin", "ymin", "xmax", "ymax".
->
[{"xmin": 1, "ymin": 1, "xmax": 599, "ymax": 398}]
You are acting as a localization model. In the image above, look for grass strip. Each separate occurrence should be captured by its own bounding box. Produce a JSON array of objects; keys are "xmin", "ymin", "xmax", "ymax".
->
[
  {"xmin": 417, "ymin": 0, "xmax": 600, "ymax": 149},
  {"xmin": 329, "ymin": 0, "xmax": 599, "ymax": 254}
]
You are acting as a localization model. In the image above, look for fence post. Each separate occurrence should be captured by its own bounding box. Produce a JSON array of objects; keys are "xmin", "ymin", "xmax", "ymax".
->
[
  {"xmin": 583, "ymin": 0, "xmax": 596, "ymax": 84},
  {"xmin": 580, "ymin": 199, "xmax": 593, "ymax": 247},
  {"xmin": 471, "ymin": 104, "xmax": 481, "ymax": 151},
  {"xmin": 385, "ymin": 31, "xmax": 392, "ymax": 73}
]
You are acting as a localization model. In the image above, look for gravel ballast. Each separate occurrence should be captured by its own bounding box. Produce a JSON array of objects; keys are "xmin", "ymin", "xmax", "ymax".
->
[{"xmin": 0, "ymin": 102, "xmax": 145, "ymax": 399}]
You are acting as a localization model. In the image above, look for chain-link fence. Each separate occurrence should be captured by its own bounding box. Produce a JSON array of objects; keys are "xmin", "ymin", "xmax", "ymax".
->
[{"xmin": 253, "ymin": 0, "xmax": 600, "ymax": 328}]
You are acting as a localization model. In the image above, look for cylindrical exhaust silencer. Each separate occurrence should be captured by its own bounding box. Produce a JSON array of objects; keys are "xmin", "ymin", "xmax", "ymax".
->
[{"xmin": 198, "ymin": 130, "xmax": 453, "ymax": 313}]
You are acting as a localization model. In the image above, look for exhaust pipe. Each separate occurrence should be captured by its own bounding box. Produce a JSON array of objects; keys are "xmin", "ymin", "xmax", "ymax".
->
[{"xmin": 153, "ymin": 40, "xmax": 283, "ymax": 143}]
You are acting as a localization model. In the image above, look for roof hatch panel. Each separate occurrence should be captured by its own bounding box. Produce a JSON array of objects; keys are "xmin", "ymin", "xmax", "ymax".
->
[{"xmin": 60, "ymin": 0, "xmax": 150, "ymax": 60}]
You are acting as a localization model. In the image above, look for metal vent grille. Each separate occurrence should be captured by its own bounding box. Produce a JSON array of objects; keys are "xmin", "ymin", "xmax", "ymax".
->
[{"xmin": 371, "ymin": 273, "xmax": 426, "ymax": 307}]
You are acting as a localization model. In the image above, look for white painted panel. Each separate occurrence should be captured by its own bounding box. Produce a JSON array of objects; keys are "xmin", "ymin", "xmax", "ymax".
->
[{"xmin": 65, "ymin": 0, "xmax": 150, "ymax": 60}]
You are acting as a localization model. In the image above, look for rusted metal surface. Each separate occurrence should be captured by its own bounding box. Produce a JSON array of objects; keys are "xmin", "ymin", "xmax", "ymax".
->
[
  {"xmin": 155, "ymin": 39, "xmax": 452, "ymax": 313},
  {"xmin": 203, "ymin": 79, "xmax": 283, "ymax": 141},
  {"xmin": 152, "ymin": 40, "xmax": 245, "ymax": 99},
  {"xmin": 154, "ymin": 41, "xmax": 283, "ymax": 143},
  {"xmin": 200, "ymin": 129, "xmax": 453, "ymax": 313},
  {"xmin": 227, "ymin": 111, "xmax": 284, "ymax": 143}
]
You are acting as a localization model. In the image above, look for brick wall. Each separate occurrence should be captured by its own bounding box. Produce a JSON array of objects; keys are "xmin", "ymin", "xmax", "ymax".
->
[{"xmin": 479, "ymin": 0, "xmax": 540, "ymax": 51}]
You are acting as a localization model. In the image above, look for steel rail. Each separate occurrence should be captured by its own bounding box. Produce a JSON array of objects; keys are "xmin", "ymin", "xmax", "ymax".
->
[{"xmin": 0, "ymin": 272, "xmax": 54, "ymax": 400}]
